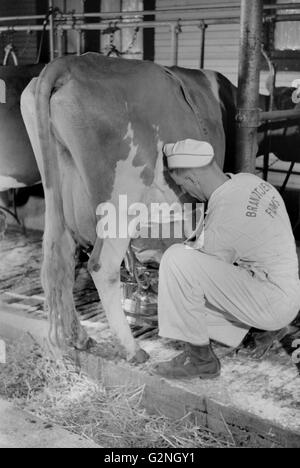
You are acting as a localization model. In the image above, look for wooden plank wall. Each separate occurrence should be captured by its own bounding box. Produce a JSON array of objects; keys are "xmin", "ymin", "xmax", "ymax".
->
[
  {"xmin": 55, "ymin": 0, "xmax": 84, "ymax": 55},
  {"xmin": 0, "ymin": 0, "xmax": 299, "ymax": 90},
  {"xmin": 155, "ymin": 0, "xmax": 240, "ymax": 83},
  {"xmin": 0, "ymin": 0, "xmax": 38, "ymax": 65},
  {"xmin": 155, "ymin": 0, "xmax": 300, "ymax": 92}
]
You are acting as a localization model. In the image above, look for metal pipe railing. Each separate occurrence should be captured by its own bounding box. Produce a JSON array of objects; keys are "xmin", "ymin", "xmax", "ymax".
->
[
  {"xmin": 0, "ymin": 15, "xmax": 300, "ymax": 38},
  {"xmin": 70, "ymin": 3, "xmax": 300, "ymax": 19},
  {"xmin": 55, "ymin": 16, "xmax": 242, "ymax": 63},
  {"xmin": 57, "ymin": 27, "xmax": 64, "ymax": 57},
  {"xmin": 57, "ymin": 18, "xmax": 241, "ymax": 31},
  {"xmin": 269, "ymin": 13, "xmax": 300, "ymax": 22},
  {"xmin": 61, "ymin": 10, "xmax": 241, "ymax": 20},
  {"xmin": 0, "ymin": 12, "xmax": 297, "ymax": 31},
  {"xmin": 1, "ymin": 3, "xmax": 300, "ymax": 24},
  {"xmin": 264, "ymin": 2, "xmax": 300, "ymax": 10},
  {"xmin": 199, "ymin": 22, "xmax": 207, "ymax": 70},
  {"xmin": 52, "ymin": 13, "xmax": 300, "ymax": 65},
  {"xmin": 170, "ymin": 24, "xmax": 179, "ymax": 66},
  {"xmin": 0, "ymin": 15, "xmax": 47, "ymax": 23},
  {"xmin": 0, "ymin": 25, "xmax": 48, "ymax": 32},
  {"xmin": 56, "ymin": 18, "xmax": 241, "ymax": 64},
  {"xmin": 235, "ymin": 0, "xmax": 263, "ymax": 174},
  {"xmin": 260, "ymin": 109, "xmax": 300, "ymax": 123}
]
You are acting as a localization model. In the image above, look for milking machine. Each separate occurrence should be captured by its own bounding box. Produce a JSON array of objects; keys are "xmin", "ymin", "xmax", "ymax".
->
[
  {"xmin": 121, "ymin": 205, "xmax": 205, "ymax": 337},
  {"xmin": 121, "ymin": 246, "xmax": 159, "ymax": 338}
]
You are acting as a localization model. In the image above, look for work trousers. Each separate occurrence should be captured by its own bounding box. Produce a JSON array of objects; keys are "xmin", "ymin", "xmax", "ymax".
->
[{"xmin": 158, "ymin": 244, "xmax": 298, "ymax": 347}]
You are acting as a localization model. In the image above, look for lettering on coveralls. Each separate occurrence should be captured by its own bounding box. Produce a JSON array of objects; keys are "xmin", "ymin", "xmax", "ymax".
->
[{"xmin": 246, "ymin": 182, "xmax": 272, "ymax": 218}]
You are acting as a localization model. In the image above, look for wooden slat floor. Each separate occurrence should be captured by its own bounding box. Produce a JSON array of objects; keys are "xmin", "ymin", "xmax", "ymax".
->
[
  {"xmin": 0, "ymin": 226, "xmax": 299, "ymax": 346},
  {"xmin": 0, "ymin": 227, "xmax": 106, "ymax": 323}
]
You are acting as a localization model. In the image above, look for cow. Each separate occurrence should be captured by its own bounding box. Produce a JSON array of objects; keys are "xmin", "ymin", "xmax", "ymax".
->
[
  {"xmin": 20, "ymin": 53, "xmax": 228, "ymax": 363},
  {"xmin": 2, "ymin": 62, "xmax": 296, "ymax": 197},
  {"xmin": 1, "ymin": 60, "xmax": 298, "ymax": 228},
  {"xmin": 20, "ymin": 54, "xmax": 300, "ymax": 362},
  {"xmin": 177, "ymin": 68, "xmax": 300, "ymax": 172},
  {"xmin": 0, "ymin": 64, "xmax": 44, "ymax": 231},
  {"xmin": 0, "ymin": 65, "xmax": 43, "ymax": 190}
]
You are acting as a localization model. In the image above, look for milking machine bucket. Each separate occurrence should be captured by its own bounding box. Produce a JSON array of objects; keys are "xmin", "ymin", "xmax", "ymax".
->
[
  {"xmin": 0, "ymin": 64, "xmax": 44, "ymax": 185},
  {"xmin": 121, "ymin": 207, "xmax": 203, "ymax": 334},
  {"xmin": 122, "ymin": 280, "xmax": 158, "ymax": 328},
  {"xmin": 121, "ymin": 246, "xmax": 159, "ymax": 333}
]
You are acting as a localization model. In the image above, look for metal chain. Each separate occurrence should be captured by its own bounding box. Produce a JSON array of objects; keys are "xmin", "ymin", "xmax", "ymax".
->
[
  {"xmin": 103, "ymin": 23, "xmax": 121, "ymax": 57},
  {"xmin": 121, "ymin": 26, "xmax": 140, "ymax": 56},
  {"xmin": 36, "ymin": 7, "xmax": 55, "ymax": 63},
  {"xmin": 103, "ymin": 23, "xmax": 140, "ymax": 57}
]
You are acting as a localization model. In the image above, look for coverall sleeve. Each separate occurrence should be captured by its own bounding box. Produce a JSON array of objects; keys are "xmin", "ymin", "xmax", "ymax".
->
[{"xmin": 200, "ymin": 225, "xmax": 239, "ymax": 264}]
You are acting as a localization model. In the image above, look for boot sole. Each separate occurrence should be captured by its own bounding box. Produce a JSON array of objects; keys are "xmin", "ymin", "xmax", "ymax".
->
[
  {"xmin": 199, "ymin": 370, "xmax": 221, "ymax": 380},
  {"xmin": 154, "ymin": 368, "xmax": 221, "ymax": 380}
]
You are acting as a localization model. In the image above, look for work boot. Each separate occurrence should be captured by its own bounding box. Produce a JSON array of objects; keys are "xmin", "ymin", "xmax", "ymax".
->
[
  {"xmin": 153, "ymin": 343, "xmax": 221, "ymax": 380},
  {"xmin": 234, "ymin": 327, "xmax": 290, "ymax": 360}
]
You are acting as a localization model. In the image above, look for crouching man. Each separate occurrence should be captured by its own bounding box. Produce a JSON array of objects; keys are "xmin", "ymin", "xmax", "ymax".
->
[{"xmin": 155, "ymin": 139, "xmax": 300, "ymax": 380}]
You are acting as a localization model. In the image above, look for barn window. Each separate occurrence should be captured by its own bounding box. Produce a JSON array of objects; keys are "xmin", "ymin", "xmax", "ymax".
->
[
  {"xmin": 0, "ymin": 80, "xmax": 6, "ymax": 104},
  {"xmin": 264, "ymin": 0, "xmax": 300, "ymax": 71},
  {"xmin": 274, "ymin": 0, "xmax": 300, "ymax": 50}
]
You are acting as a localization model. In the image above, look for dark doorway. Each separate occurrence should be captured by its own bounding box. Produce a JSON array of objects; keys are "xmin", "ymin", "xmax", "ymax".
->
[
  {"xmin": 36, "ymin": 0, "xmax": 50, "ymax": 63},
  {"xmin": 84, "ymin": 0, "xmax": 101, "ymax": 53},
  {"xmin": 143, "ymin": 0, "xmax": 156, "ymax": 61}
]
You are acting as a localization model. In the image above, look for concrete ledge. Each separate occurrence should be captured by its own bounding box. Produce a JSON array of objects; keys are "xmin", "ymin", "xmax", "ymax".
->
[
  {"xmin": 0, "ymin": 304, "xmax": 48, "ymax": 345},
  {"xmin": 0, "ymin": 399, "xmax": 99, "ymax": 448},
  {"xmin": 0, "ymin": 303, "xmax": 63, "ymax": 361}
]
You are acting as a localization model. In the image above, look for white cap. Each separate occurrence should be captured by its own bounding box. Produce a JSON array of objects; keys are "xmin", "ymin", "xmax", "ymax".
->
[{"xmin": 164, "ymin": 139, "xmax": 214, "ymax": 169}]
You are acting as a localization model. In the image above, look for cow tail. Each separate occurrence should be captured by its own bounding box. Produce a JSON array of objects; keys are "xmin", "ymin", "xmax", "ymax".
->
[{"xmin": 35, "ymin": 59, "xmax": 88, "ymax": 349}]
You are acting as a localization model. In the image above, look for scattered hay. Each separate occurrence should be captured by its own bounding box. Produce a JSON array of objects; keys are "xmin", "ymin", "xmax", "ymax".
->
[
  {"xmin": 0, "ymin": 339, "xmax": 48, "ymax": 400},
  {"xmin": 0, "ymin": 339, "xmax": 233, "ymax": 448}
]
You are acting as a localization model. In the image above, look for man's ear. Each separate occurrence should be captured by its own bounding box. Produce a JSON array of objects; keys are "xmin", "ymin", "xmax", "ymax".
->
[{"xmin": 186, "ymin": 169, "xmax": 199, "ymax": 183}]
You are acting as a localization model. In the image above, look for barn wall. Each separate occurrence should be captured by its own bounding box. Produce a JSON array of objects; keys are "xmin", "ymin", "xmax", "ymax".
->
[
  {"xmin": 0, "ymin": 0, "xmax": 38, "ymax": 65},
  {"xmin": 100, "ymin": 0, "xmax": 144, "ymax": 59},
  {"xmin": 155, "ymin": 0, "xmax": 240, "ymax": 83},
  {"xmin": 155, "ymin": 0, "xmax": 300, "ymax": 93},
  {"xmin": 0, "ymin": 0, "xmax": 298, "ymax": 90},
  {"xmin": 55, "ymin": 0, "xmax": 84, "ymax": 55}
]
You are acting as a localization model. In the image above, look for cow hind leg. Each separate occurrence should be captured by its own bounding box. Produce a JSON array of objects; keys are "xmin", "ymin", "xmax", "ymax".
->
[
  {"xmin": 42, "ymin": 213, "xmax": 92, "ymax": 350},
  {"xmin": 89, "ymin": 237, "xmax": 149, "ymax": 363},
  {"xmin": 21, "ymin": 82, "xmax": 91, "ymax": 351}
]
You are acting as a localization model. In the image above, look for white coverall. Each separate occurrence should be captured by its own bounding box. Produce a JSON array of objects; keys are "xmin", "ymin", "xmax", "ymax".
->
[{"xmin": 158, "ymin": 173, "xmax": 300, "ymax": 348}]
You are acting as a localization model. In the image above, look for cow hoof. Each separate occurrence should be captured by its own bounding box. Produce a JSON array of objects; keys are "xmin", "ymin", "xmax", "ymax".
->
[
  {"xmin": 87, "ymin": 259, "xmax": 101, "ymax": 274},
  {"xmin": 73, "ymin": 337, "xmax": 97, "ymax": 351},
  {"xmin": 129, "ymin": 348, "xmax": 150, "ymax": 365}
]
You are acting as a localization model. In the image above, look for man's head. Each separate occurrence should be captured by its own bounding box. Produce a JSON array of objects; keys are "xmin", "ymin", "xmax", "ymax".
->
[{"xmin": 164, "ymin": 139, "xmax": 219, "ymax": 201}]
